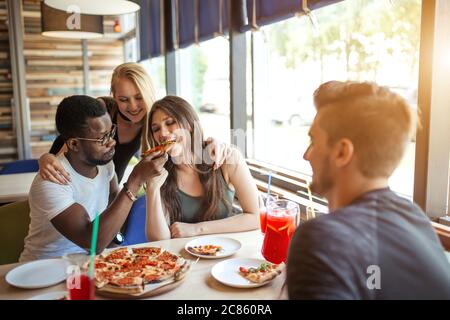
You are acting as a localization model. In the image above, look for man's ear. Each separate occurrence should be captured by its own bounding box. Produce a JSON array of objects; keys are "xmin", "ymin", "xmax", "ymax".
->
[
  {"xmin": 333, "ymin": 138, "xmax": 354, "ymax": 168},
  {"xmin": 66, "ymin": 138, "xmax": 80, "ymax": 152}
]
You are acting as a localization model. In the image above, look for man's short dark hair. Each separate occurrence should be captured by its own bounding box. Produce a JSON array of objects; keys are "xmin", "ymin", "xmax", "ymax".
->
[{"xmin": 55, "ymin": 95, "xmax": 107, "ymax": 141}]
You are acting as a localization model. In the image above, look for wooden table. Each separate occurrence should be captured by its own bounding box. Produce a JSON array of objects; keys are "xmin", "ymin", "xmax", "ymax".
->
[
  {"xmin": 0, "ymin": 172, "xmax": 36, "ymax": 203},
  {"xmin": 0, "ymin": 230, "xmax": 287, "ymax": 300}
]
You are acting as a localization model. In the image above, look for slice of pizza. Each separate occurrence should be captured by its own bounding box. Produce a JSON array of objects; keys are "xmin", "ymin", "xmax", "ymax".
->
[
  {"xmin": 132, "ymin": 246, "xmax": 163, "ymax": 258},
  {"xmin": 103, "ymin": 247, "xmax": 132, "ymax": 262},
  {"xmin": 94, "ymin": 260, "xmax": 122, "ymax": 288},
  {"xmin": 141, "ymin": 137, "xmax": 177, "ymax": 158},
  {"xmin": 238, "ymin": 262, "xmax": 282, "ymax": 284},
  {"xmin": 108, "ymin": 272, "xmax": 144, "ymax": 288},
  {"xmin": 100, "ymin": 279, "xmax": 145, "ymax": 295},
  {"xmin": 139, "ymin": 251, "xmax": 186, "ymax": 284},
  {"xmin": 157, "ymin": 250, "xmax": 181, "ymax": 263},
  {"xmin": 187, "ymin": 245, "xmax": 223, "ymax": 256},
  {"xmin": 141, "ymin": 265, "xmax": 173, "ymax": 284}
]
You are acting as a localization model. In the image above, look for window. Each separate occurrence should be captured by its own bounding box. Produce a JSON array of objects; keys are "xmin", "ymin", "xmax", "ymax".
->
[
  {"xmin": 124, "ymin": 37, "xmax": 137, "ymax": 62},
  {"xmin": 122, "ymin": 13, "xmax": 137, "ymax": 62},
  {"xmin": 250, "ymin": 0, "xmax": 422, "ymax": 199},
  {"xmin": 246, "ymin": 32, "xmax": 254, "ymax": 158},
  {"xmin": 178, "ymin": 37, "xmax": 230, "ymax": 144},
  {"xmin": 140, "ymin": 57, "xmax": 166, "ymax": 100},
  {"xmin": 448, "ymin": 159, "xmax": 450, "ymax": 215}
]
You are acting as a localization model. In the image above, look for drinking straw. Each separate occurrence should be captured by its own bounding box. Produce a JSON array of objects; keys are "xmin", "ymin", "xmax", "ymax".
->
[
  {"xmin": 264, "ymin": 172, "xmax": 273, "ymax": 231},
  {"xmin": 266, "ymin": 172, "xmax": 272, "ymax": 201},
  {"xmin": 88, "ymin": 212, "xmax": 100, "ymax": 279},
  {"xmin": 307, "ymin": 184, "xmax": 316, "ymax": 219}
]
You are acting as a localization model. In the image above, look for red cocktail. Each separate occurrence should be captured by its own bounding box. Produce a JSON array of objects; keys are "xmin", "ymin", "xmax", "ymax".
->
[
  {"xmin": 67, "ymin": 273, "xmax": 95, "ymax": 300},
  {"xmin": 64, "ymin": 253, "xmax": 96, "ymax": 300},
  {"xmin": 260, "ymin": 210, "xmax": 267, "ymax": 233},
  {"xmin": 261, "ymin": 200, "xmax": 299, "ymax": 264},
  {"xmin": 258, "ymin": 193, "xmax": 278, "ymax": 234}
]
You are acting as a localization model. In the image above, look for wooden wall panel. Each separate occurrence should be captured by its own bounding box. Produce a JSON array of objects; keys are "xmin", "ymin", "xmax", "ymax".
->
[
  {"xmin": 0, "ymin": 0, "xmax": 16, "ymax": 164},
  {"xmin": 22, "ymin": 0, "xmax": 124, "ymax": 158}
]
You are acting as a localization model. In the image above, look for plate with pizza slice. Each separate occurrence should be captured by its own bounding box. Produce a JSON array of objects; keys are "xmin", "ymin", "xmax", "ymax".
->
[
  {"xmin": 211, "ymin": 258, "xmax": 284, "ymax": 288},
  {"xmin": 91, "ymin": 246, "xmax": 191, "ymax": 299},
  {"xmin": 185, "ymin": 236, "xmax": 241, "ymax": 259}
]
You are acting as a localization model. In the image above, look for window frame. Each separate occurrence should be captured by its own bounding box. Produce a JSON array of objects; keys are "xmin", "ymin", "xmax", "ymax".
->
[
  {"xmin": 414, "ymin": 0, "xmax": 450, "ymax": 220},
  {"xmin": 154, "ymin": 0, "xmax": 450, "ymax": 226}
]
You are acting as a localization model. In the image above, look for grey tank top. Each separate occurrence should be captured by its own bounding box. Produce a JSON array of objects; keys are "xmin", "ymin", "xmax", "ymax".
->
[{"xmin": 175, "ymin": 172, "xmax": 236, "ymax": 223}]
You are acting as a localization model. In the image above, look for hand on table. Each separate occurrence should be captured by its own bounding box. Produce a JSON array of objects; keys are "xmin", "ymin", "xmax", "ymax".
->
[{"xmin": 170, "ymin": 222, "xmax": 199, "ymax": 238}]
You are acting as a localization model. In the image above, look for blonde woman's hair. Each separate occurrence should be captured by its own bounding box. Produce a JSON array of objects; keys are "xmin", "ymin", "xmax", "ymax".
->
[
  {"xmin": 111, "ymin": 62, "xmax": 156, "ymax": 151},
  {"xmin": 313, "ymin": 81, "xmax": 417, "ymax": 178}
]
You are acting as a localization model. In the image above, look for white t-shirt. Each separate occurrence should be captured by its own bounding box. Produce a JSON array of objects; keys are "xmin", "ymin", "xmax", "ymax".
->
[{"xmin": 20, "ymin": 154, "xmax": 115, "ymax": 262}]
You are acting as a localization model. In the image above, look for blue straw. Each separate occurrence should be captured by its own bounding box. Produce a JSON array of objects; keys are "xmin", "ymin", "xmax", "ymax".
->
[{"xmin": 88, "ymin": 212, "xmax": 100, "ymax": 279}]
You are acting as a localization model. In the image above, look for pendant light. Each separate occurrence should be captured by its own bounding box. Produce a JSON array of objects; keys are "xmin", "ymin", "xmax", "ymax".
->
[
  {"xmin": 44, "ymin": 0, "xmax": 140, "ymax": 16},
  {"xmin": 41, "ymin": 2, "xmax": 104, "ymax": 39}
]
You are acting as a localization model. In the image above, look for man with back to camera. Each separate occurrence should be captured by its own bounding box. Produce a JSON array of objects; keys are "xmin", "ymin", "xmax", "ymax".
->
[
  {"xmin": 20, "ymin": 95, "xmax": 166, "ymax": 261},
  {"xmin": 287, "ymin": 81, "xmax": 450, "ymax": 299}
]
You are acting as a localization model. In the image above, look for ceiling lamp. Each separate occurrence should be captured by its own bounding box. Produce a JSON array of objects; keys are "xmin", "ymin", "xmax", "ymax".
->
[
  {"xmin": 44, "ymin": 0, "xmax": 140, "ymax": 16},
  {"xmin": 41, "ymin": 2, "xmax": 104, "ymax": 39}
]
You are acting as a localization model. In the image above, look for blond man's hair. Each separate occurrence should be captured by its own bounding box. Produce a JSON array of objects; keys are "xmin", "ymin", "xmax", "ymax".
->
[
  {"xmin": 313, "ymin": 81, "xmax": 416, "ymax": 178},
  {"xmin": 111, "ymin": 62, "xmax": 156, "ymax": 151}
]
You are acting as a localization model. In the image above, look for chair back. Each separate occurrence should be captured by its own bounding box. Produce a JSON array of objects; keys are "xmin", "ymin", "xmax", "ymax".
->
[
  {"xmin": 0, "ymin": 159, "xmax": 39, "ymax": 175},
  {"xmin": 122, "ymin": 196, "xmax": 147, "ymax": 246},
  {"xmin": 0, "ymin": 201, "xmax": 30, "ymax": 265}
]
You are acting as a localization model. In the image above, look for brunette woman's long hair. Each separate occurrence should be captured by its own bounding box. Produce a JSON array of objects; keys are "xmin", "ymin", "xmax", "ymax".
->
[{"xmin": 148, "ymin": 96, "xmax": 231, "ymax": 224}]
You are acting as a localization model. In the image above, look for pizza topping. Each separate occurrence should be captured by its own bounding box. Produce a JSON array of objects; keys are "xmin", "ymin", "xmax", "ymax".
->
[
  {"xmin": 103, "ymin": 247, "xmax": 131, "ymax": 261},
  {"xmin": 132, "ymin": 247, "xmax": 162, "ymax": 257},
  {"xmin": 143, "ymin": 274, "xmax": 160, "ymax": 283},
  {"xmin": 158, "ymin": 251, "xmax": 180, "ymax": 263},
  {"xmin": 246, "ymin": 262, "xmax": 271, "ymax": 273}
]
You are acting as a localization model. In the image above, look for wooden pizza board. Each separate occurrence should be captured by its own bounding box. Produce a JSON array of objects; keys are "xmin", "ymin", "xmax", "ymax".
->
[{"xmin": 95, "ymin": 276, "xmax": 187, "ymax": 300}]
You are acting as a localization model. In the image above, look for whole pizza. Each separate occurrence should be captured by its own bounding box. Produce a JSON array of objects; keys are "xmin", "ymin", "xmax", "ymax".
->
[{"xmin": 92, "ymin": 246, "xmax": 190, "ymax": 295}]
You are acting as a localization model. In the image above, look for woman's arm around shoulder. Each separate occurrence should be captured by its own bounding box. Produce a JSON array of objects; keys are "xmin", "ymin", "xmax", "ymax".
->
[{"xmin": 38, "ymin": 146, "xmax": 71, "ymax": 185}]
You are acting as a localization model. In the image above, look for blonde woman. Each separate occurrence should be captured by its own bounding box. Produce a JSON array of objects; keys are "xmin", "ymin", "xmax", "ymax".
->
[{"xmin": 39, "ymin": 63, "xmax": 228, "ymax": 184}]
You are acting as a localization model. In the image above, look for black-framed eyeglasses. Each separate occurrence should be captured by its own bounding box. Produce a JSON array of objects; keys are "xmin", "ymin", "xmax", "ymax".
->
[{"xmin": 75, "ymin": 124, "xmax": 117, "ymax": 146}]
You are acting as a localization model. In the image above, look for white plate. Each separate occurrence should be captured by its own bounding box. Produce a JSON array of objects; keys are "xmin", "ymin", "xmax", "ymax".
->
[
  {"xmin": 6, "ymin": 259, "xmax": 68, "ymax": 289},
  {"xmin": 211, "ymin": 258, "xmax": 281, "ymax": 288},
  {"xmin": 28, "ymin": 291, "xmax": 68, "ymax": 300},
  {"xmin": 185, "ymin": 236, "xmax": 241, "ymax": 259}
]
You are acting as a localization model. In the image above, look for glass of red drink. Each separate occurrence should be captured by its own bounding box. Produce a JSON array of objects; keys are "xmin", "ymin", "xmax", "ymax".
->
[
  {"xmin": 261, "ymin": 200, "xmax": 299, "ymax": 264},
  {"xmin": 64, "ymin": 253, "xmax": 96, "ymax": 300},
  {"xmin": 259, "ymin": 193, "xmax": 278, "ymax": 234}
]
